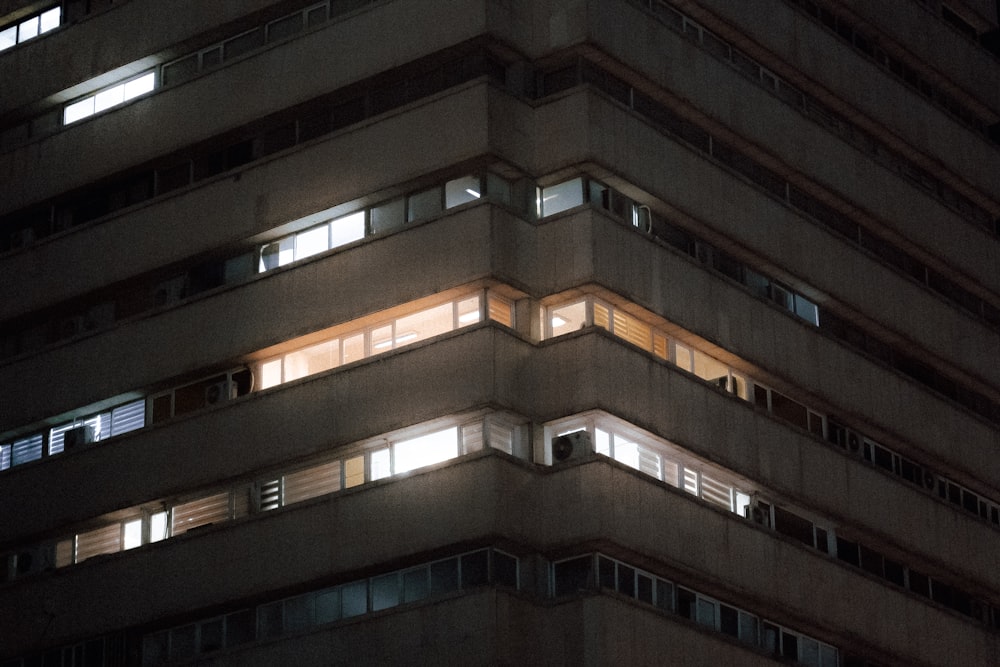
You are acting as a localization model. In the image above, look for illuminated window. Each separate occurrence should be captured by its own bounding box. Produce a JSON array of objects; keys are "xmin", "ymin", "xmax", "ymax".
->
[
  {"xmin": 393, "ymin": 427, "xmax": 459, "ymax": 474},
  {"xmin": 64, "ymin": 71, "xmax": 156, "ymax": 125},
  {"xmin": 549, "ymin": 300, "xmax": 587, "ymax": 336},
  {"xmin": 445, "ymin": 175, "xmax": 482, "ymax": 208},
  {"xmin": 0, "ymin": 7, "xmax": 59, "ymax": 52}
]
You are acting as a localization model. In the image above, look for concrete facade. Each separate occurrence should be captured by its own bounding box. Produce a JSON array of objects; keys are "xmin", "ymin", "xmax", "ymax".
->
[{"xmin": 1, "ymin": 1, "xmax": 999, "ymax": 665}]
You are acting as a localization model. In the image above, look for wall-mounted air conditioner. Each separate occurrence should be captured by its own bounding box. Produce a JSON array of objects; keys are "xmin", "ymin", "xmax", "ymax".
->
[
  {"xmin": 64, "ymin": 424, "xmax": 95, "ymax": 449},
  {"xmin": 551, "ymin": 431, "xmax": 592, "ymax": 464},
  {"xmin": 205, "ymin": 381, "xmax": 237, "ymax": 405}
]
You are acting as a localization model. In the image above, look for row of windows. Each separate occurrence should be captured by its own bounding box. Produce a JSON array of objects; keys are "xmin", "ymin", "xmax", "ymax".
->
[
  {"xmin": 632, "ymin": 0, "xmax": 998, "ymax": 231},
  {"xmin": 0, "ymin": 40, "xmax": 505, "ymax": 247},
  {"xmin": 555, "ymin": 170, "xmax": 985, "ymax": 402},
  {"xmin": 0, "ymin": 288, "xmax": 512, "ymax": 471},
  {"xmin": 1, "ymin": 411, "xmax": 524, "ymax": 582},
  {"xmin": 785, "ymin": 0, "xmax": 1000, "ymax": 131},
  {"xmin": 539, "ymin": 289, "xmax": 1000, "ymax": 533},
  {"xmin": 54, "ymin": 1, "xmax": 377, "ymax": 126},
  {"xmin": 142, "ymin": 548, "xmax": 518, "ymax": 665},
  {"xmin": 552, "ymin": 553, "xmax": 839, "ymax": 667},
  {"xmin": 0, "ymin": 5, "xmax": 59, "ymax": 51},
  {"xmin": 543, "ymin": 411, "xmax": 1000, "ymax": 633},
  {"xmin": 535, "ymin": 84, "xmax": 1000, "ymax": 424},
  {"xmin": 0, "ymin": 168, "xmax": 512, "ymax": 362},
  {"xmin": 540, "ymin": 59, "xmax": 1000, "ymax": 342}
]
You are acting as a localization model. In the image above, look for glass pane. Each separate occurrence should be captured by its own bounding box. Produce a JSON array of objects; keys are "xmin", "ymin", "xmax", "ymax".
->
[
  {"xmin": 200, "ymin": 618, "xmax": 223, "ymax": 653},
  {"xmin": 460, "ymin": 550, "xmax": 489, "ymax": 587},
  {"xmin": 674, "ymin": 343, "xmax": 693, "ymax": 371},
  {"xmin": 169, "ymin": 625, "xmax": 196, "ymax": 660},
  {"xmin": 371, "ymin": 198, "xmax": 404, "ymax": 234},
  {"xmin": 371, "ymin": 324, "xmax": 393, "ymax": 352},
  {"xmin": 259, "ymin": 359, "xmax": 283, "ymax": 389},
  {"xmin": 284, "ymin": 339, "xmax": 339, "ymax": 382},
  {"xmin": 393, "ymin": 427, "xmax": 458, "ymax": 474},
  {"xmin": 39, "ymin": 8, "xmax": 61, "ymax": 33},
  {"xmin": 123, "ymin": 72, "xmax": 156, "ymax": 100},
  {"xmin": 284, "ymin": 594, "xmax": 312, "ymax": 632},
  {"xmin": 692, "ymin": 350, "xmax": 730, "ymax": 387},
  {"xmin": 494, "ymin": 551, "xmax": 518, "ymax": 588},
  {"xmin": 794, "ymin": 294, "xmax": 820, "ymax": 325},
  {"xmin": 696, "ymin": 597, "xmax": 716, "ymax": 628},
  {"xmin": 0, "ymin": 26, "xmax": 17, "ymax": 51},
  {"xmin": 800, "ymin": 636, "xmax": 820, "ymax": 667},
  {"xmin": 430, "ymin": 558, "xmax": 459, "ymax": 594},
  {"xmin": 330, "ymin": 210, "xmax": 365, "ymax": 248},
  {"xmin": 370, "ymin": 448, "xmax": 391, "ymax": 480},
  {"xmin": 257, "ymin": 602, "xmax": 283, "ymax": 639},
  {"xmin": 445, "ymin": 175, "xmax": 481, "ymax": 207},
  {"xmin": 259, "ymin": 237, "xmax": 294, "ymax": 271},
  {"xmin": 225, "ymin": 609, "xmax": 255, "ymax": 647},
  {"xmin": 295, "ymin": 225, "xmax": 329, "ymax": 260},
  {"xmin": 394, "ymin": 302, "xmax": 454, "ymax": 347},
  {"xmin": 315, "ymin": 588, "xmax": 341, "ymax": 624},
  {"xmin": 371, "ymin": 573, "xmax": 399, "ymax": 611},
  {"xmin": 540, "ymin": 178, "xmax": 584, "ymax": 216},
  {"xmin": 149, "ymin": 511, "xmax": 169, "ymax": 542},
  {"xmin": 93, "ymin": 85, "xmax": 125, "ymax": 113},
  {"xmin": 407, "ymin": 187, "xmax": 442, "ymax": 222},
  {"xmin": 738, "ymin": 611, "xmax": 758, "ymax": 644},
  {"xmin": 344, "ymin": 455, "xmax": 364, "ymax": 488},
  {"xmin": 64, "ymin": 97, "xmax": 95, "ymax": 124},
  {"xmin": 18, "ymin": 16, "xmax": 39, "ymax": 41},
  {"xmin": 457, "ymin": 296, "xmax": 481, "ymax": 325},
  {"xmin": 403, "ymin": 567, "xmax": 429, "ymax": 602},
  {"xmin": 342, "ymin": 333, "xmax": 364, "ymax": 364},
  {"xmin": 553, "ymin": 556, "xmax": 593, "ymax": 596},
  {"xmin": 122, "ymin": 518, "xmax": 142, "ymax": 550},
  {"xmin": 342, "ymin": 581, "xmax": 368, "ymax": 617},
  {"xmin": 549, "ymin": 301, "xmax": 586, "ymax": 337}
]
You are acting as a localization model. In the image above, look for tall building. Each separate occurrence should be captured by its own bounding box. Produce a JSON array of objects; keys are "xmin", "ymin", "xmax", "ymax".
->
[{"xmin": 1, "ymin": 0, "xmax": 999, "ymax": 664}]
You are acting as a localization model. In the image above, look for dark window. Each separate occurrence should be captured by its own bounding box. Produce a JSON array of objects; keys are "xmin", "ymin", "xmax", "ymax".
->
[
  {"xmin": 773, "ymin": 506, "xmax": 815, "ymax": 547},
  {"xmin": 554, "ymin": 556, "xmax": 593, "ymax": 597},
  {"xmin": 430, "ymin": 558, "xmax": 459, "ymax": 594},
  {"xmin": 719, "ymin": 604, "xmax": 739, "ymax": 637},
  {"xmin": 460, "ymin": 550, "xmax": 489, "ymax": 588}
]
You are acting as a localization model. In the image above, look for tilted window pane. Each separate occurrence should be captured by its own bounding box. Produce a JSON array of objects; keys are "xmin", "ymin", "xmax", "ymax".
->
[
  {"xmin": 259, "ymin": 237, "xmax": 294, "ymax": 272},
  {"xmin": 370, "ymin": 448, "xmax": 391, "ymax": 480},
  {"xmin": 18, "ymin": 16, "xmax": 39, "ymax": 41},
  {"xmin": 259, "ymin": 359, "xmax": 282, "ymax": 389},
  {"xmin": 122, "ymin": 72, "xmax": 156, "ymax": 100},
  {"xmin": 540, "ymin": 178, "xmax": 584, "ymax": 216},
  {"xmin": 0, "ymin": 26, "xmax": 16, "ymax": 50},
  {"xmin": 445, "ymin": 175, "xmax": 481, "ymax": 208},
  {"xmin": 122, "ymin": 519, "xmax": 142, "ymax": 550},
  {"xmin": 549, "ymin": 301, "xmax": 586, "ymax": 336},
  {"xmin": 64, "ymin": 97, "xmax": 95, "ymax": 124}
]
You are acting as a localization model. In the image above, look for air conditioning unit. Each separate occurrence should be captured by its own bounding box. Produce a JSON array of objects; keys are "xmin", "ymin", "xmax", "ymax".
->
[
  {"xmin": 205, "ymin": 380, "xmax": 237, "ymax": 405},
  {"xmin": 64, "ymin": 424, "xmax": 95, "ymax": 449},
  {"xmin": 551, "ymin": 431, "xmax": 592, "ymax": 464}
]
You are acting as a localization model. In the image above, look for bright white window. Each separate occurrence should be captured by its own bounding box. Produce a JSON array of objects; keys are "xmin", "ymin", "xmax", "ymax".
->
[
  {"xmin": 123, "ymin": 519, "xmax": 143, "ymax": 550},
  {"xmin": 260, "ymin": 359, "xmax": 282, "ymax": 390},
  {"xmin": 94, "ymin": 85, "xmax": 126, "ymax": 113},
  {"xmin": 330, "ymin": 210, "xmax": 365, "ymax": 248},
  {"xmin": 38, "ymin": 7, "xmax": 60, "ymax": 33},
  {"xmin": 17, "ymin": 16, "xmax": 39, "ymax": 41},
  {"xmin": 370, "ymin": 448, "xmax": 391, "ymax": 481},
  {"xmin": 149, "ymin": 511, "xmax": 169, "ymax": 543},
  {"xmin": 63, "ymin": 71, "xmax": 156, "ymax": 125},
  {"xmin": 445, "ymin": 175, "xmax": 481, "ymax": 208},
  {"xmin": 294, "ymin": 224, "xmax": 329, "ymax": 260},
  {"xmin": 64, "ymin": 97, "xmax": 95, "ymax": 125},
  {"xmin": 393, "ymin": 427, "xmax": 459, "ymax": 474},
  {"xmin": 0, "ymin": 26, "xmax": 16, "ymax": 50}
]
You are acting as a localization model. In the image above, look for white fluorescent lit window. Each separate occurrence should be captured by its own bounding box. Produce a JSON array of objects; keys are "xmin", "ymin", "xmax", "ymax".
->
[
  {"xmin": 259, "ymin": 359, "xmax": 282, "ymax": 390},
  {"xmin": 123, "ymin": 519, "xmax": 143, "ymax": 550},
  {"xmin": 122, "ymin": 71, "xmax": 156, "ymax": 100},
  {"xmin": 549, "ymin": 301, "xmax": 587, "ymax": 336},
  {"xmin": 39, "ymin": 7, "xmax": 61, "ymax": 33},
  {"xmin": 17, "ymin": 16, "xmax": 39, "ymax": 41},
  {"xmin": 295, "ymin": 224, "xmax": 329, "ymax": 260},
  {"xmin": 63, "ymin": 71, "xmax": 156, "ymax": 125},
  {"xmin": 64, "ymin": 97, "xmax": 95, "ymax": 124},
  {"xmin": 93, "ymin": 85, "xmax": 126, "ymax": 113},
  {"xmin": 393, "ymin": 427, "xmax": 459, "ymax": 474},
  {"xmin": 445, "ymin": 175, "xmax": 481, "ymax": 208},
  {"xmin": 370, "ymin": 448, "xmax": 391, "ymax": 480},
  {"xmin": 149, "ymin": 511, "xmax": 169, "ymax": 543},
  {"xmin": 330, "ymin": 210, "xmax": 365, "ymax": 248},
  {"xmin": 0, "ymin": 26, "xmax": 16, "ymax": 50},
  {"xmin": 539, "ymin": 178, "xmax": 584, "ymax": 217}
]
